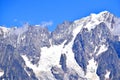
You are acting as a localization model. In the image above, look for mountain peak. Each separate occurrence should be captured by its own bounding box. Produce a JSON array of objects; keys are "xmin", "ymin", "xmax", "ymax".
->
[
  {"xmin": 74, "ymin": 11, "xmax": 117, "ymax": 32},
  {"xmin": 99, "ymin": 11, "xmax": 111, "ymax": 15},
  {"xmin": 90, "ymin": 11, "xmax": 114, "ymax": 20},
  {"xmin": 98, "ymin": 10, "xmax": 114, "ymax": 19}
]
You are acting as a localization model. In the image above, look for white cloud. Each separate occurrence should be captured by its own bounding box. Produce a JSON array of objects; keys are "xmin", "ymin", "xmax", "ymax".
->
[
  {"xmin": 9, "ymin": 21, "xmax": 53, "ymax": 36},
  {"xmin": 9, "ymin": 23, "xmax": 29, "ymax": 35},
  {"xmin": 35, "ymin": 21, "xmax": 53, "ymax": 27}
]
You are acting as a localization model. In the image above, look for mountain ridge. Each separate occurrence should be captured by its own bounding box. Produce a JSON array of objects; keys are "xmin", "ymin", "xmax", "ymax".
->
[{"xmin": 0, "ymin": 11, "xmax": 120, "ymax": 80}]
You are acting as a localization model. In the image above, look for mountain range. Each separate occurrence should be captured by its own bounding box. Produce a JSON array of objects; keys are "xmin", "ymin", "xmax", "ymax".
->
[{"xmin": 0, "ymin": 11, "xmax": 120, "ymax": 80}]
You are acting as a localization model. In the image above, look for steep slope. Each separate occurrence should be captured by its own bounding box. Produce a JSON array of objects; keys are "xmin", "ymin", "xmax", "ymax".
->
[
  {"xmin": 0, "ymin": 43, "xmax": 38, "ymax": 80},
  {"xmin": 73, "ymin": 22, "xmax": 120, "ymax": 80},
  {"xmin": 0, "ymin": 11, "xmax": 120, "ymax": 80}
]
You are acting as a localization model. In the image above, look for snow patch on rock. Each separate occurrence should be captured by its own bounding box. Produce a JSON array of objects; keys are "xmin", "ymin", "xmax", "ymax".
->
[
  {"xmin": 105, "ymin": 70, "xmax": 110, "ymax": 80},
  {"xmin": 85, "ymin": 58, "xmax": 100, "ymax": 80},
  {"xmin": 0, "ymin": 69, "xmax": 4, "ymax": 77},
  {"xmin": 96, "ymin": 44, "xmax": 108, "ymax": 56}
]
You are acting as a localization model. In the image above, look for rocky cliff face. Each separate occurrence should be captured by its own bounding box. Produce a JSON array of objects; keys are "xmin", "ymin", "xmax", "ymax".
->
[
  {"xmin": 0, "ymin": 11, "xmax": 120, "ymax": 80},
  {"xmin": 0, "ymin": 43, "xmax": 38, "ymax": 80},
  {"xmin": 73, "ymin": 22, "xmax": 120, "ymax": 80}
]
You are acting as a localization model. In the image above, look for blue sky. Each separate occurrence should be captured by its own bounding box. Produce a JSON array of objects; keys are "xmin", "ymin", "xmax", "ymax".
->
[{"xmin": 0, "ymin": 0, "xmax": 120, "ymax": 31}]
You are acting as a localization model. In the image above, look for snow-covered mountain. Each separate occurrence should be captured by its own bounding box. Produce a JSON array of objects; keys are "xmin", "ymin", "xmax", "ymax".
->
[{"xmin": 0, "ymin": 11, "xmax": 120, "ymax": 80}]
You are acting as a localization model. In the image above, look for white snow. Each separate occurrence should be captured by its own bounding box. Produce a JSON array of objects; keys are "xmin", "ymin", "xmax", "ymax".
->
[
  {"xmin": 73, "ymin": 18, "xmax": 84, "ymax": 36},
  {"xmin": 74, "ymin": 11, "xmax": 120, "ymax": 34},
  {"xmin": 24, "ymin": 68, "xmax": 30, "ymax": 77},
  {"xmin": 85, "ymin": 58, "xmax": 100, "ymax": 80},
  {"xmin": 21, "ymin": 35, "xmax": 26, "ymax": 41},
  {"xmin": 21, "ymin": 55, "xmax": 38, "ymax": 71},
  {"xmin": 38, "ymin": 41, "xmax": 66, "ymax": 71},
  {"xmin": 94, "ymin": 46, "xmax": 98, "ymax": 53},
  {"xmin": 0, "ymin": 26, "xmax": 9, "ymax": 38},
  {"xmin": 105, "ymin": 70, "xmax": 110, "ymax": 79},
  {"xmin": 96, "ymin": 44, "xmax": 108, "ymax": 56},
  {"xmin": 0, "ymin": 69, "xmax": 4, "ymax": 77},
  {"xmin": 0, "ymin": 26, "xmax": 9, "ymax": 33},
  {"xmin": 22, "ymin": 55, "xmax": 55, "ymax": 79},
  {"xmin": 83, "ymin": 14, "xmax": 101, "ymax": 31},
  {"xmin": 119, "ymin": 36, "xmax": 120, "ymax": 41},
  {"xmin": 98, "ymin": 11, "xmax": 110, "ymax": 15},
  {"xmin": 62, "ymin": 32, "xmax": 85, "ymax": 78},
  {"xmin": 21, "ymin": 42, "xmax": 65, "ymax": 79},
  {"xmin": 74, "ymin": 12, "xmax": 104, "ymax": 32}
]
